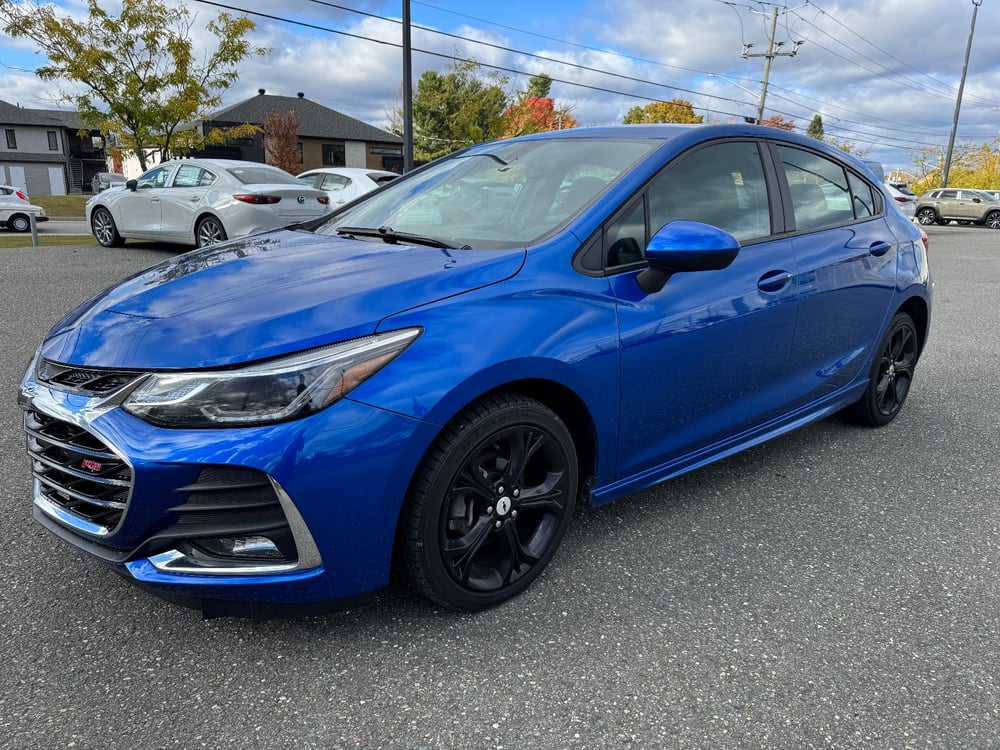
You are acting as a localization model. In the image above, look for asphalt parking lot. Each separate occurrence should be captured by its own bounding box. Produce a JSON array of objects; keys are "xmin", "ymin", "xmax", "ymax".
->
[{"xmin": 1, "ymin": 226, "xmax": 997, "ymax": 749}]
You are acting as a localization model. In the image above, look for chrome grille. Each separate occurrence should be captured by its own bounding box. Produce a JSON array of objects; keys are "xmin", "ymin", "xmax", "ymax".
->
[{"xmin": 24, "ymin": 408, "xmax": 132, "ymax": 532}]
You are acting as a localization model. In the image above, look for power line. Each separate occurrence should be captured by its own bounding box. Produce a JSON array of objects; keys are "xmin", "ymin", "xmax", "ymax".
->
[{"xmin": 192, "ymin": 0, "xmax": 978, "ymax": 152}]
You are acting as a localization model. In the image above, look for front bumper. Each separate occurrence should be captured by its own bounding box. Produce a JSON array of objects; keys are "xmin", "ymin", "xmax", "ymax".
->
[{"xmin": 19, "ymin": 365, "xmax": 436, "ymax": 614}]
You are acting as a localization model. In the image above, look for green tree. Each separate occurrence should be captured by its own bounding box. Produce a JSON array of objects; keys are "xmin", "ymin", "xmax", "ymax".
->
[
  {"xmin": 411, "ymin": 58, "xmax": 509, "ymax": 161},
  {"xmin": 0, "ymin": 0, "xmax": 268, "ymax": 170},
  {"xmin": 807, "ymin": 114, "xmax": 824, "ymax": 139},
  {"xmin": 622, "ymin": 99, "xmax": 703, "ymax": 124},
  {"xmin": 525, "ymin": 73, "xmax": 553, "ymax": 99}
]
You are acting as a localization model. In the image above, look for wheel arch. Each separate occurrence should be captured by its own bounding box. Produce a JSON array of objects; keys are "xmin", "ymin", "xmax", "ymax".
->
[
  {"xmin": 388, "ymin": 377, "xmax": 600, "ymax": 579},
  {"xmin": 896, "ymin": 295, "xmax": 930, "ymax": 358}
]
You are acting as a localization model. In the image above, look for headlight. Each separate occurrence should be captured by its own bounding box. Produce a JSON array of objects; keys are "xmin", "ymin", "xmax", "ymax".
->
[{"xmin": 122, "ymin": 328, "xmax": 421, "ymax": 428}]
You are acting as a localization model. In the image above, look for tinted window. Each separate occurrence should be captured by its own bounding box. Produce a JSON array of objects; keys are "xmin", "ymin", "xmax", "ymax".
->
[
  {"xmin": 777, "ymin": 146, "xmax": 856, "ymax": 232},
  {"xmin": 648, "ymin": 140, "xmax": 771, "ymax": 242},
  {"xmin": 605, "ymin": 197, "xmax": 646, "ymax": 267},
  {"xmin": 849, "ymin": 173, "xmax": 876, "ymax": 218},
  {"xmin": 227, "ymin": 166, "xmax": 300, "ymax": 185}
]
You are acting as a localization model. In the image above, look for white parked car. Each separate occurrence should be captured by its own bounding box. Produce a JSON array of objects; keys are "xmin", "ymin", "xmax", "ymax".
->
[
  {"xmin": 86, "ymin": 159, "xmax": 330, "ymax": 248},
  {"xmin": 0, "ymin": 185, "xmax": 48, "ymax": 232},
  {"xmin": 884, "ymin": 182, "xmax": 915, "ymax": 220},
  {"xmin": 297, "ymin": 167, "xmax": 397, "ymax": 206}
]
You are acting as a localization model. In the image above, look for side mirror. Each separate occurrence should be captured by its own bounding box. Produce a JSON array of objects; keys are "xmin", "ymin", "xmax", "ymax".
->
[
  {"xmin": 637, "ymin": 220, "xmax": 740, "ymax": 294},
  {"xmin": 126, "ymin": 179, "xmax": 138, "ymax": 191}
]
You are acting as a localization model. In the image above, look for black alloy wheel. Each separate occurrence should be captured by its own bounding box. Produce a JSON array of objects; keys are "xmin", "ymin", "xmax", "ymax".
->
[
  {"xmin": 91, "ymin": 207, "xmax": 124, "ymax": 247},
  {"xmin": 196, "ymin": 216, "xmax": 227, "ymax": 247},
  {"xmin": 848, "ymin": 312, "xmax": 918, "ymax": 427},
  {"xmin": 403, "ymin": 392, "xmax": 578, "ymax": 610}
]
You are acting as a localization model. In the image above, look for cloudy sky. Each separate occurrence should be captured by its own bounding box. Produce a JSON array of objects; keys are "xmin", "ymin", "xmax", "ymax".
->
[{"xmin": 2, "ymin": 0, "xmax": 1000, "ymax": 175}]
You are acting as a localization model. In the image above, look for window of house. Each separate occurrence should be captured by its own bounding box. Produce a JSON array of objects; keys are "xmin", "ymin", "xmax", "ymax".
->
[
  {"xmin": 322, "ymin": 144, "xmax": 346, "ymax": 166},
  {"xmin": 47, "ymin": 131, "xmax": 59, "ymax": 151},
  {"xmin": 5, "ymin": 129, "xmax": 16, "ymax": 149}
]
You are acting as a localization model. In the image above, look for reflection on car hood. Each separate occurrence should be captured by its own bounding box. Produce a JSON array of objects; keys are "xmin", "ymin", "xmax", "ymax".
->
[{"xmin": 40, "ymin": 230, "xmax": 526, "ymax": 369}]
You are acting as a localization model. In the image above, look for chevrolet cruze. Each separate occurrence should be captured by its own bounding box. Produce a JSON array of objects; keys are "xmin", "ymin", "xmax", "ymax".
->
[{"xmin": 20, "ymin": 124, "xmax": 932, "ymax": 618}]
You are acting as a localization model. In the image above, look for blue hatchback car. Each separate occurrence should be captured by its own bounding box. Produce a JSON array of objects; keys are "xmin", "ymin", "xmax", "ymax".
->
[{"xmin": 19, "ymin": 124, "xmax": 931, "ymax": 618}]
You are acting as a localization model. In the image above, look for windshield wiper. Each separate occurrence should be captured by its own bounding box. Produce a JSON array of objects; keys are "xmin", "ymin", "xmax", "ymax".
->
[{"xmin": 336, "ymin": 225, "xmax": 466, "ymax": 250}]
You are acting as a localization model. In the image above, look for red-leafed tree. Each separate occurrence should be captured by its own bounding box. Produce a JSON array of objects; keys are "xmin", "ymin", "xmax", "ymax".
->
[
  {"xmin": 263, "ymin": 109, "xmax": 301, "ymax": 173},
  {"xmin": 760, "ymin": 114, "xmax": 795, "ymax": 131},
  {"xmin": 502, "ymin": 73, "xmax": 579, "ymax": 138}
]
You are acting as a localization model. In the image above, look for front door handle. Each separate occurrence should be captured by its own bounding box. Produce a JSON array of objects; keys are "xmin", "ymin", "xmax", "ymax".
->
[{"xmin": 758, "ymin": 270, "xmax": 793, "ymax": 292}]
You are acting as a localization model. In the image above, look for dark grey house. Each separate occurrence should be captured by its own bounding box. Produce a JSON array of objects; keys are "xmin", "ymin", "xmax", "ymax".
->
[
  {"xmin": 192, "ymin": 90, "xmax": 404, "ymax": 173},
  {"xmin": 0, "ymin": 99, "xmax": 107, "ymax": 195}
]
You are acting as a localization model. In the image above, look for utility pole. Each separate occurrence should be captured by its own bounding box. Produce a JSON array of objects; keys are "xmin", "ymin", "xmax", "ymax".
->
[
  {"xmin": 402, "ymin": 0, "xmax": 414, "ymax": 173},
  {"xmin": 941, "ymin": 0, "xmax": 983, "ymax": 188},
  {"xmin": 742, "ymin": 6, "xmax": 803, "ymax": 124}
]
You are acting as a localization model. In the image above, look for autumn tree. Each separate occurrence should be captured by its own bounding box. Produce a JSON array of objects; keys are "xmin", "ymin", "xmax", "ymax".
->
[
  {"xmin": 502, "ymin": 73, "xmax": 579, "ymax": 137},
  {"xmin": 263, "ymin": 110, "xmax": 301, "ymax": 174},
  {"xmin": 623, "ymin": 99, "xmax": 703, "ymax": 124},
  {"xmin": 0, "ymin": 0, "xmax": 268, "ymax": 170},
  {"xmin": 411, "ymin": 58, "xmax": 509, "ymax": 161},
  {"xmin": 760, "ymin": 115, "xmax": 795, "ymax": 131}
]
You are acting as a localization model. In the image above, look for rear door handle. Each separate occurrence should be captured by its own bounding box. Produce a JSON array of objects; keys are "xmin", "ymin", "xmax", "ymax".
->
[
  {"xmin": 758, "ymin": 270, "xmax": 793, "ymax": 292},
  {"xmin": 869, "ymin": 241, "xmax": 892, "ymax": 257}
]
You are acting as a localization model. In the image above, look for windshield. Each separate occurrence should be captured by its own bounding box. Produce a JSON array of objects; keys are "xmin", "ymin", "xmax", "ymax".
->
[{"xmin": 313, "ymin": 137, "xmax": 657, "ymax": 249}]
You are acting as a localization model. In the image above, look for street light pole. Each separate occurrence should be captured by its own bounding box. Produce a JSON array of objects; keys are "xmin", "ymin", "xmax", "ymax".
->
[{"xmin": 941, "ymin": 0, "xmax": 983, "ymax": 188}]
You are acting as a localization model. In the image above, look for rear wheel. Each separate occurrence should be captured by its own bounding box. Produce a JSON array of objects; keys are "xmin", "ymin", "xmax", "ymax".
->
[
  {"xmin": 195, "ymin": 216, "xmax": 227, "ymax": 247},
  {"xmin": 403, "ymin": 392, "xmax": 578, "ymax": 610},
  {"xmin": 916, "ymin": 208, "xmax": 936, "ymax": 225},
  {"xmin": 847, "ymin": 312, "xmax": 918, "ymax": 427},
  {"xmin": 8, "ymin": 213, "xmax": 30, "ymax": 233},
  {"xmin": 91, "ymin": 207, "xmax": 124, "ymax": 247}
]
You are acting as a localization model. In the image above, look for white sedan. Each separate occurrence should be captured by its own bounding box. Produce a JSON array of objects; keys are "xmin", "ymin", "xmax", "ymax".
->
[
  {"xmin": 0, "ymin": 184, "xmax": 48, "ymax": 232},
  {"xmin": 297, "ymin": 167, "xmax": 398, "ymax": 207},
  {"xmin": 86, "ymin": 159, "xmax": 330, "ymax": 248}
]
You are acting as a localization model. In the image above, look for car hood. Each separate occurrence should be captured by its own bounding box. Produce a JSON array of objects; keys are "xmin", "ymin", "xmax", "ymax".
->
[{"xmin": 40, "ymin": 230, "xmax": 526, "ymax": 369}]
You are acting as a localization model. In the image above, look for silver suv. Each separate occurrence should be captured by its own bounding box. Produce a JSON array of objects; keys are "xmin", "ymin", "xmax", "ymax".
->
[{"xmin": 915, "ymin": 188, "xmax": 1000, "ymax": 228}]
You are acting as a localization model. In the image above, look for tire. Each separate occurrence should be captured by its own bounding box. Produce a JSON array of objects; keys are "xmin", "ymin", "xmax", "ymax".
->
[
  {"xmin": 403, "ymin": 392, "xmax": 578, "ymax": 610},
  {"xmin": 8, "ymin": 213, "xmax": 30, "ymax": 233},
  {"xmin": 196, "ymin": 216, "xmax": 227, "ymax": 247},
  {"xmin": 847, "ymin": 312, "xmax": 918, "ymax": 427},
  {"xmin": 91, "ymin": 207, "xmax": 124, "ymax": 247},
  {"xmin": 916, "ymin": 208, "xmax": 936, "ymax": 225},
  {"xmin": 984, "ymin": 211, "xmax": 1000, "ymax": 229}
]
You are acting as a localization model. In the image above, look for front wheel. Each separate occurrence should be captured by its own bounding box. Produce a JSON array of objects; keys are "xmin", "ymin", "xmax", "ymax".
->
[
  {"xmin": 984, "ymin": 211, "xmax": 1000, "ymax": 229},
  {"xmin": 915, "ymin": 208, "xmax": 936, "ymax": 225},
  {"xmin": 846, "ymin": 312, "xmax": 918, "ymax": 427},
  {"xmin": 403, "ymin": 393, "xmax": 578, "ymax": 610},
  {"xmin": 91, "ymin": 207, "xmax": 124, "ymax": 247},
  {"xmin": 8, "ymin": 213, "xmax": 30, "ymax": 232},
  {"xmin": 195, "ymin": 216, "xmax": 227, "ymax": 247}
]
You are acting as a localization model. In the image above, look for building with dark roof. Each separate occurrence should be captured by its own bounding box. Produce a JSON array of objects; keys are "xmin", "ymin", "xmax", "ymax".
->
[
  {"xmin": 0, "ymin": 99, "xmax": 107, "ymax": 195},
  {"xmin": 192, "ymin": 90, "xmax": 404, "ymax": 173}
]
